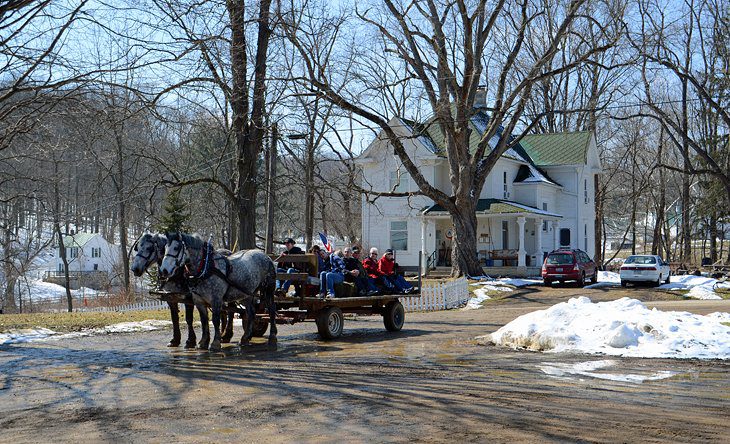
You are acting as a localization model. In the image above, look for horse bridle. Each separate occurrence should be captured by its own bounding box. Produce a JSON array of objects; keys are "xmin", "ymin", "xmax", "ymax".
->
[
  {"xmin": 165, "ymin": 238, "xmax": 188, "ymax": 276},
  {"xmin": 134, "ymin": 236, "xmax": 163, "ymax": 269}
]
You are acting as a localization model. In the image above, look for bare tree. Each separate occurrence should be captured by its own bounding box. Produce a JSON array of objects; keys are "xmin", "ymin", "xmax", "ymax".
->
[{"xmin": 284, "ymin": 0, "xmax": 622, "ymax": 276}]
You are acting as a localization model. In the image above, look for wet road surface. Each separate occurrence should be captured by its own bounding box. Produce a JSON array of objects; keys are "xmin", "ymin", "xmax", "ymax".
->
[{"xmin": 1, "ymin": 286, "xmax": 729, "ymax": 443}]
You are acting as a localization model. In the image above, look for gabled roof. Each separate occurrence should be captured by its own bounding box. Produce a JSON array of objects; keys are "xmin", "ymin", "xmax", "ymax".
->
[
  {"xmin": 62, "ymin": 233, "xmax": 99, "ymax": 248},
  {"xmin": 423, "ymin": 198, "xmax": 562, "ymax": 218},
  {"xmin": 519, "ymin": 132, "xmax": 592, "ymax": 166},
  {"xmin": 400, "ymin": 109, "xmax": 561, "ymax": 186}
]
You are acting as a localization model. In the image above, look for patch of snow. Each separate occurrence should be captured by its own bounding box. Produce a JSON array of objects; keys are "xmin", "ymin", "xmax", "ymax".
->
[
  {"xmin": 0, "ymin": 320, "xmax": 172, "ymax": 346},
  {"xmin": 537, "ymin": 360, "xmax": 677, "ymax": 383},
  {"xmin": 15, "ymin": 279, "xmax": 99, "ymax": 302},
  {"xmin": 483, "ymin": 297, "xmax": 730, "ymax": 359},
  {"xmin": 584, "ymin": 271, "xmax": 622, "ymax": 289},
  {"xmin": 658, "ymin": 274, "xmax": 729, "ymax": 300},
  {"xmin": 464, "ymin": 284, "xmax": 514, "ymax": 310}
]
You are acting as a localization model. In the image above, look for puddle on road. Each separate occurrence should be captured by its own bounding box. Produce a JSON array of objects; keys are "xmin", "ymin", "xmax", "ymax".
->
[{"xmin": 537, "ymin": 359, "xmax": 679, "ymax": 383}]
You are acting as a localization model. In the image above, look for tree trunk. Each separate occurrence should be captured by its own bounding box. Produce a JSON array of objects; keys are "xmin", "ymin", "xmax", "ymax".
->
[
  {"xmin": 53, "ymin": 162, "xmax": 73, "ymax": 313},
  {"xmin": 594, "ymin": 174, "xmax": 603, "ymax": 264},
  {"xmin": 2, "ymin": 228, "xmax": 18, "ymax": 313},
  {"xmin": 652, "ymin": 130, "xmax": 666, "ymax": 255},
  {"xmin": 304, "ymin": 139, "xmax": 315, "ymax": 250},
  {"xmin": 265, "ymin": 124, "xmax": 277, "ymax": 254},
  {"xmin": 450, "ymin": 200, "xmax": 483, "ymax": 277},
  {"xmin": 229, "ymin": 0, "xmax": 273, "ymax": 251}
]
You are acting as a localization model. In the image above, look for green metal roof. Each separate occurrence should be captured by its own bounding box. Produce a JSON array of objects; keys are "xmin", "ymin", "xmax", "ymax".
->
[
  {"xmin": 423, "ymin": 198, "xmax": 561, "ymax": 218},
  {"xmin": 519, "ymin": 132, "xmax": 592, "ymax": 166},
  {"xmin": 62, "ymin": 233, "xmax": 97, "ymax": 247}
]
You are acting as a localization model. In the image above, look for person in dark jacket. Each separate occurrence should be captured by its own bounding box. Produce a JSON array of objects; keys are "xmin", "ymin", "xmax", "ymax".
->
[
  {"xmin": 378, "ymin": 249, "xmax": 413, "ymax": 293},
  {"xmin": 343, "ymin": 246, "xmax": 378, "ymax": 295},
  {"xmin": 279, "ymin": 237, "xmax": 305, "ymax": 294}
]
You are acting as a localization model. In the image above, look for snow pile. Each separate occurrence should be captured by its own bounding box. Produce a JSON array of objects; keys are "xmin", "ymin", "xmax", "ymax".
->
[
  {"xmin": 0, "ymin": 320, "xmax": 172, "ymax": 345},
  {"xmin": 483, "ymin": 297, "xmax": 730, "ymax": 359},
  {"xmin": 659, "ymin": 275, "xmax": 730, "ymax": 300},
  {"xmin": 537, "ymin": 359, "xmax": 677, "ymax": 383},
  {"xmin": 470, "ymin": 276, "xmax": 542, "ymax": 287}
]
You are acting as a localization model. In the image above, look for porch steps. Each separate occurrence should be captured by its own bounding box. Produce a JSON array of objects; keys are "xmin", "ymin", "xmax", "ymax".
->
[{"xmin": 425, "ymin": 266, "xmax": 453, "ymax": 278}]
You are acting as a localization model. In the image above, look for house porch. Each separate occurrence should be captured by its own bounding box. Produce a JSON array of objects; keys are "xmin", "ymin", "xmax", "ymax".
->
[{"xmin": 420, "ymin": 199, "xmax": 562, "ymax": 276}]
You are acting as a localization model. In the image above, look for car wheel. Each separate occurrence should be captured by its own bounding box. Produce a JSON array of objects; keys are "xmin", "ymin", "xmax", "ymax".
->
[
  {"xmin": 577, "ymin": 272, "xmax": 585, "ymax": 287},
  {"xmin": 543, "ymin": 279, "xmax": 552, "ymax": 287},
  {"xmin": 590, "ymin": 271, "xmax": 598, "ymax": 284},
  {"xmin": 665, "ymin": 274, "xmax": 671, "ymax": 284},
  {"xmin": 655, "ymin": 275, "xmax": 662, "ymax": 287},
  {"xmin": 620, "ymin": 280, "xmax": 627, "ymax": 288}
]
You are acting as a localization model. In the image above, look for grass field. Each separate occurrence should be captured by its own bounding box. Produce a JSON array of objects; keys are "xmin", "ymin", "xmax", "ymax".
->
[{"xmin": 0, "ymin": 309, "xmax": 177, "ymax": 333}]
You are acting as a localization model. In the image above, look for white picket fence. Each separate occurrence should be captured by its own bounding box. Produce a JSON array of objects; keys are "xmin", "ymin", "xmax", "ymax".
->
[
  {"xmin": 401, "ymin": 277, "xmax": 470, "ymax": 312},
  {"xmin": 75, "ymin": 278, "xmax": 470, "ymax": 314},
  {"xmin": 77, "ymin": 299, "xmax": 170, "ymax": 313}
]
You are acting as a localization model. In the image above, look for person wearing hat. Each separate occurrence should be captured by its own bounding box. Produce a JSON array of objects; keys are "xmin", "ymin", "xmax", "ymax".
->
[
  {"xmin": 279, "ymin": 237, "xmax": 305, "ymax": 295},
  {"xmin": 378, "ymin": 249, "xmax": 414, "ymax": 294}
]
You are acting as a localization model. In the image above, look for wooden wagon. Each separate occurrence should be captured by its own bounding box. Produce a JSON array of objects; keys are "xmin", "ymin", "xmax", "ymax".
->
[{"xmin": 266, "ymin": 253, "xmax": 422, "ymax": 339}]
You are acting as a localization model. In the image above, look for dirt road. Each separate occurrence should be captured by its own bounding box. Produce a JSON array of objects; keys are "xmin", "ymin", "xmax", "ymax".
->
[{"xmin": 1, "ymin": 286, "xmax": 728, "ymax": 443}]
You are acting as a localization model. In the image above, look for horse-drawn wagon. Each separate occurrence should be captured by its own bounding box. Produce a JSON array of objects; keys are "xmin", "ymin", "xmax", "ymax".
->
[{"xmin": 255, "ymin": 253, "xmax": 421, "ymax": 339}]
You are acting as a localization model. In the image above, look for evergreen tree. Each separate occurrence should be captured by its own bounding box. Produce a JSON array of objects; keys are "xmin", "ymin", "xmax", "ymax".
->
[
  {"xmin": 155, "ymin": 189, "xmax": 190, "ymax": 233},
  {"xmin": 148, "ymin": 189, "xmax": 190, "ymax": 288}
]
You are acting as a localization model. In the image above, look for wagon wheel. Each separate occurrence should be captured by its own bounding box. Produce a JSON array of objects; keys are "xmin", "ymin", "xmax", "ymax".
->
[
  {"xmin": 252, "ymin": 317, "xmax": 269, "ymax": 337},
  {"xmin": 316, "ymin": 306, "xmax": 344, "ymax": 340},
  {"xmin": 383, "ymin": 301, "xmax": 405, "ymax": 332}
]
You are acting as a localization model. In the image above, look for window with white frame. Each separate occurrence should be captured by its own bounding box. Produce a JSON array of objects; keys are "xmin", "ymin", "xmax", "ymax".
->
[
  {"xmin": 542, "ymin": 203, "xmax": 548, "ymax": 231},
  {"xmin": 389, "ymin": 170, "xmax": 409, "ymax": 193},
  {"xmin": 69, "ymin": 247, "xmax": 78, "ymax": 259},
  {"xmin": 390, "ymin": 221, "xmax": 408, "ymax": 250},
  {"xmin": 91, "ymin": 247, "xmax": 101, "ymax": 258},
  {"xmin": 584, "ymin": 178, "xmax": 589, "ymax": 203},
  {"xmin": 584, "ymin": 224, "xmax": 588, "ymax": 251}
]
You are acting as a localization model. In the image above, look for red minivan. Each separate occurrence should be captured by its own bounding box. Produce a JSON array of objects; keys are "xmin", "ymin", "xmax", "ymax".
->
[{"xmin": 541, "ymin": 248, "xmax": 598, "ymax": 287}]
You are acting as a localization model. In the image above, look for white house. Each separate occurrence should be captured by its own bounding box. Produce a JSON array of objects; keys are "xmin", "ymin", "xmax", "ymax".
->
[
  {"xmin": 358, "ymin": 109, "xmax": 601, "ymax": 274},
  {"xmin": 46, "ymin": 232, "xmax": 121, "ymax": 288}
]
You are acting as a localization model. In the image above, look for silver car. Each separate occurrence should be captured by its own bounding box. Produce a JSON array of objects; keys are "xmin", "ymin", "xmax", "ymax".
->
[{"xmin": 620, "ymin": 255, "xmax": 671, "ymax": 287}]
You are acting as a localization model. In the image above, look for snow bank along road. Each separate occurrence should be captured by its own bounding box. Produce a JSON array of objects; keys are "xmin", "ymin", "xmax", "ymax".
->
[{"xmin": 0, "ymin": 285, "xmax": 728, "ymax": 443}]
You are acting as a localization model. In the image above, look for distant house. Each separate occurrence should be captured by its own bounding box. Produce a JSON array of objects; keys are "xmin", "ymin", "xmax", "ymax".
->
[
  {"xmin": 45, "ymin": 232, "xmax": 121, "ymax": 289},
  {"xmin": 357, "ymin": 107, "xmax": 601, "ymax": 274}
]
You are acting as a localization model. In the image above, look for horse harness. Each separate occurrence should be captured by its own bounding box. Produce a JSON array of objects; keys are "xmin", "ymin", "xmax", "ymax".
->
[{"xmin": 179, "ymin": 241, "xmax": 255, "ymax": 299}]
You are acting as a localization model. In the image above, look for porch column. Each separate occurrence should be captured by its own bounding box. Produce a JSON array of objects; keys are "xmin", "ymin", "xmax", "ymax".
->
[
  {"xmin": 534, "ymin": 218, "xmax": 543, "ymax": 262},
  {"xmin": 553, "ymin": 221, "xmax": 560, "ymax": 250},
  {"xmin": 517, "ymin": 216, "xmax": 526, "ymax": 267},
  {"xmin": 420, "ymin": 217, "xmax": 427, "ymax": 275}
]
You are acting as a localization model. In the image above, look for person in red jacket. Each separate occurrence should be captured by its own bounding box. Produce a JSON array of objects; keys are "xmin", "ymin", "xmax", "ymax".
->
[
  {"xmin": 363, "ymin": 247, "xmax": 394, "ymax": 291},
  {"xmin": 378, "ymin": 249, "xmax": 414, "ymax": 293}
]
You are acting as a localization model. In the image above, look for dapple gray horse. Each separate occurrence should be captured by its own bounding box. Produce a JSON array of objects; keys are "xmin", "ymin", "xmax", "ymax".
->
[
  {"xmin": 130, "ymin": 233, "xmax": 237, "ymax": 349},
  {"xmin": 159, "ymin": 232, "xmax": 277, "ymax": 351}
]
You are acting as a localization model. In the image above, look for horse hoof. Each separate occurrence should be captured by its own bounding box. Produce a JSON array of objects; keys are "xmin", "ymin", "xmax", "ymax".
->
[
  {"xmin": 239, "ymin": 339, "xmax": 251, "ymax": 347},
  {"xmin": 197, "ymin": 341, "xmax": 209, "ymax": 350},
  {"xmin": 221, "ymin": 336, "xmax": 232, "ymax": 344},
  {"xmin": 168, "ymin": 340, "xmax": 181, "ymax": 347},
  {"xmin": 267, "ymin": 339, "xmax": 277, "ymax": 350},
  {"xmin": 209, "ymin": 341, "xmax": 222, "ymax": 351},
  {"xmin": 184, "ymin": 341, "xmax": 196, "ymax": 349}
]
